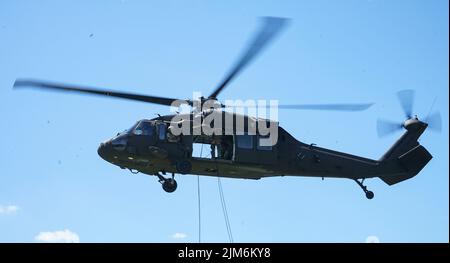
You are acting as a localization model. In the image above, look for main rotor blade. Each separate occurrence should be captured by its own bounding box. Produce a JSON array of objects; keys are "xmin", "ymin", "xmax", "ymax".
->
[
  {"xmin": 223, "ymin": 103, "xmax": 373, "ymax": 111},
  {"xmin": 14, "ymin": 79, "xmax": 190, "ymax": 107},
  {"xmin": 424, "ymin": 111, "xmax": 442, "ymax": 132},
  {"xmin": 397, "ymin": 89, "xmax": 415, "ymax": 119},
  {"xmin": 209, "ymin": 17, "xmax": 289, "ymax": 99},
  {"xmin": 377, "ymin": 119, "xmax": 403, "ymax": 137},
  {"xmin": 277, "ymin": 103, "xmax": 374, "ymax": 111}
]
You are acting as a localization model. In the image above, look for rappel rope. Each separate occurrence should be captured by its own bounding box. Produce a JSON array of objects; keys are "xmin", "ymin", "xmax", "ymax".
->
[
  {"xmin": 212, "ymin": 143, "xmax": 234, "ymax": 243},
  {"xmin": 197, "ymin": 142, "xmax": 234, "ymax": 243},
  {"xmin": 197, "ymin": 143, "xmax": 203, "ymax": 243},
  {"xmin": 218, "ymin": 177, "xmax": 234, "ymax": 243}
]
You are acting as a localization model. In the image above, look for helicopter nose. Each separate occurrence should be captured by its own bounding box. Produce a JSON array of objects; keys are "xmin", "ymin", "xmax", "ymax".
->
[
  {"xmin": 97, "ymin": 142, "xmax": 111, "ymax": 161},
  {"xmin": 97, "ymin": 143, "xmax": 105, "ymax": 158}
]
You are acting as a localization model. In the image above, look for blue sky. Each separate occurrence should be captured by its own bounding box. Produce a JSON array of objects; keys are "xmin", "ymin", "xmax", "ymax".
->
[{"xmin": 0, "ymin": 0, "xmax": 448, "ymax": 242}]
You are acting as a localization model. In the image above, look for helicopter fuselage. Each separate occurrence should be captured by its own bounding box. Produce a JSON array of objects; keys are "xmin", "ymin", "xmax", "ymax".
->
[{"xmin": 97, "ymin": 113, "xmax": 431, "ymax": 184}]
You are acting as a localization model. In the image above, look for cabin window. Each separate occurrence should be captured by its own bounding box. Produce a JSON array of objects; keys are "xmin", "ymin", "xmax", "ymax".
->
[
  {"xmin": 236, "ymin": 135, "xmax": 253, "ymax": 149},
  {"xmin": 257, "ymin": 135, "xmax": 273, "ymax": 151},
  {"xmin": 158, "ymin": 124, "xmax": 166, "ymax": 140}
]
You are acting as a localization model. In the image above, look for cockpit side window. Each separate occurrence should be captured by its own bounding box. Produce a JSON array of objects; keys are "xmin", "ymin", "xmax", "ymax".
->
[
  {"xmin": 158, "ymin": 123, "xmax": 167, "ymax": 140},
  {"xmin": 134, "ymin": 121, "xmax": 154, "ymax": 136}
]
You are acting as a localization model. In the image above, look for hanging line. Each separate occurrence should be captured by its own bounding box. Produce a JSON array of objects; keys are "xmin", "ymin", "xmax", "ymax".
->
[
  {"xmin": 197, "ymin": 143, "xmax": 203, "ymax": 243},
  {"xmin": 212, "ymin": 142, "xmax": 233, "ymax": 243},
  {"xmin": 218, "ymin": 177, "xmax": 234, "ymax": 243}
]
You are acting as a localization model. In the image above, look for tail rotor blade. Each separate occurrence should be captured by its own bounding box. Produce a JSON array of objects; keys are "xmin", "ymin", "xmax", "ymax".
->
[
  {"xmin": 424, "ymin": 111, "xmax": 442, "ymax": 132},
  {"xmin": 377, "ymin": 119, "xmax": 403, "ymax": 138},
  {"xmin": 397, "ymin": 89, "xmax": 415, "ymax": 119}
]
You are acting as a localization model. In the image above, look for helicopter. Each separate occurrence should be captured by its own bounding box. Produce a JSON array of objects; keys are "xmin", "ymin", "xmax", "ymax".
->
[{"xmin": 13, "ymin": 17, "xmax": 441, "ymax": 199}]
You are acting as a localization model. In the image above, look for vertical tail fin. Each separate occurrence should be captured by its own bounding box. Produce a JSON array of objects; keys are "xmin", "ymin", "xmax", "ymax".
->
[
  {"xmin": 380, "ymin": 144, "xmax": 432, "ymax": 185},
  {"xmin": 378, "ymin": 119, "xmax": 432, "ymax": 185}
]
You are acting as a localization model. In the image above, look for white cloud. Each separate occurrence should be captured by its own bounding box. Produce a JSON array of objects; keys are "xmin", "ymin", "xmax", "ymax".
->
[
  {"xmin": 172, "ymin": 232, "xmax": 188, "ymax": 239},
  {"xmin": 35, "ymin": 229, "xmax": 80, "ymax": 243},
  {"xmin": 0, "ymin": 205, "xmax": 19, "ymax": 215},
  {"xmin": 366, "ymin": 235, "xmax": 380, "ymax": 243}
]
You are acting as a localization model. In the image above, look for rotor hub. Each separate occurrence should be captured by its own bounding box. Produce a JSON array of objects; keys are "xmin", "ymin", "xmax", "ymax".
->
[{"xmin": 403, "ymin": 117, "xmax": 427, "ymax": 130}]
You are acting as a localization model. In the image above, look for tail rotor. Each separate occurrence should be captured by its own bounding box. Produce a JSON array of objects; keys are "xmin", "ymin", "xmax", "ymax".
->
[{"xmin": 376, "ymin": 90, "xmax": 441, "ymax": 138}]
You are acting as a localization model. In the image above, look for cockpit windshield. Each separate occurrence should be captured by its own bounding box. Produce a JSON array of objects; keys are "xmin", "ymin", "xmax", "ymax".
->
[
  {"xmin": 114, "ymin": 122, "xmax": 138, "ymax": 137},
  {"xmin": 133, "ymin": 120, "xmax": 154, "ymax": 136}
]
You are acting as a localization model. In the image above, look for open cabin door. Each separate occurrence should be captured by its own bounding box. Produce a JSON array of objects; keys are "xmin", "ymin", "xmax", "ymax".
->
[
  {"xmin": 233, "ymin": 134, "xmax": 278, "ymax": 165},
  {"xmin": 191, "ymin": 135, "xmax": 234, "ymax": 161}
]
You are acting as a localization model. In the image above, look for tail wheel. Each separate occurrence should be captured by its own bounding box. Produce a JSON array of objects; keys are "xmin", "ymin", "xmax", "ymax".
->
[
  {"xmin": 365, "ymin": 191, "xmax": 374, "ymax": 200},
  {"xmin": 354, "ymin": 179, "xmax": 375, "ymax": 200}
]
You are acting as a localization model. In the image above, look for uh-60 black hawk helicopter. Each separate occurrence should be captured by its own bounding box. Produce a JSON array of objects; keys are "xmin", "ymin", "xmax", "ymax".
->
[{"xmin": 14, "ymin": 17, "xmax": 441, "ymax": 199}]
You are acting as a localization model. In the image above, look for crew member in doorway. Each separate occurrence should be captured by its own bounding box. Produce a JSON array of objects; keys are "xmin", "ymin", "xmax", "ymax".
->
[{"xmin": 220, "ymin": 139, "xmax": 232, "ymax": 160}]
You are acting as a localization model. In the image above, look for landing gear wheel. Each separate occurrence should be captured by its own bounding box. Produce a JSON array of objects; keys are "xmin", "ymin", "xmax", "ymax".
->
[
  {"xmin": 176, "ymin": 160, "xmax": 192, "ymax": 174},
  {"xmin": 365, "ymin": 191, "xmax": 374, "ymax": 200},
  {"xmin": 354, "ymin": 179, "xmax": 375, "ymax": 200},
  {"xmin": 156, "ymin": 173, "xmax": 178, "ymax": 193},
  {"xmin": 162, "ymin": 178, "xmax": 177, "ymax": 193}
]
